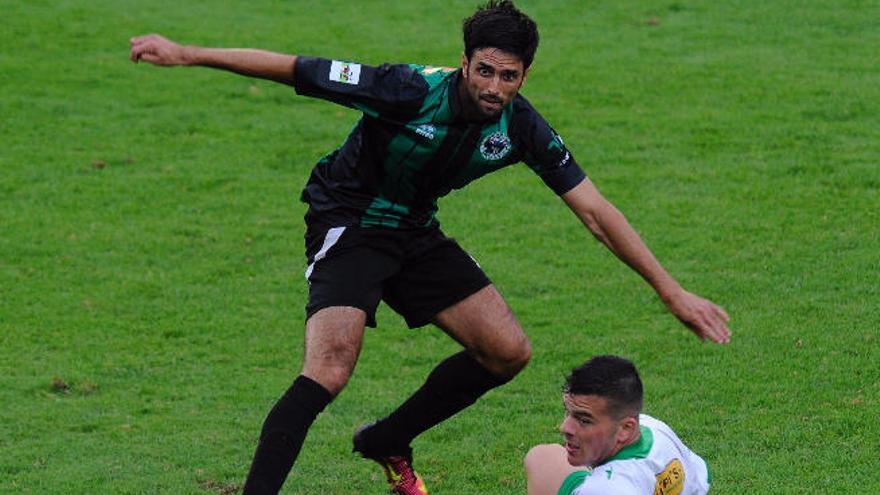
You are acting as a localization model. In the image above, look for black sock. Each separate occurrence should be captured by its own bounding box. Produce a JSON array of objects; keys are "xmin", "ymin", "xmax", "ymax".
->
[
  {"xmin": 242, "ymin": 375, "xmax": 333, "ymax": 495},
  {"xmin": 358, "ymin": 351, "xmax": 512, "ymax": 456}
]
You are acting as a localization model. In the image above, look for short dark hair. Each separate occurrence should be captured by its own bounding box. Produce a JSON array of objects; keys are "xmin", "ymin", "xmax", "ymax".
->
[
  {"xmin": 462, "ymin": 0, "xmax": 539, "ymax": 69},
  {"xmin": 564, "ymin": 355, "xmax": 644, "ymax": 419}
]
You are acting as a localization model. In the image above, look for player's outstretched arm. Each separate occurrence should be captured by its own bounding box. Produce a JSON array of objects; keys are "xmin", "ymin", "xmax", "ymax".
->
[
  {"xmin": 562, "ymin": 178, "xmax": 731, "ymax": 344},
  {"xmin": 129, "ymin": 34, "xmax": 297, "ymax": 85}
]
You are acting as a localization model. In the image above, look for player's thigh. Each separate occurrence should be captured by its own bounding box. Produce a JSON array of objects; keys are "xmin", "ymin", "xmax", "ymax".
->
[
  {"xmin": 524, "ymin": 444, "xmax": 588, "ymax": 495},
  {"xmin": 433, "ymin": 284, "xmax": 531, "ymax": 375},
  {"xmin": 433, "ymin": 283, "xmax": 526, "ymax": 350}
]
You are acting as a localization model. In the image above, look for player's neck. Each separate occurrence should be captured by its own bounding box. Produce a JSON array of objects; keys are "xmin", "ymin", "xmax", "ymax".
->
[{"xmin": 604, "ymin": 420, "xmax": 643, "ymax": 463}]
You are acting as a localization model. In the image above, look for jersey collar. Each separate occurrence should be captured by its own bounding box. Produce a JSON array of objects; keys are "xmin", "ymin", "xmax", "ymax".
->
[
  {"xmin": 607, "ymin": 425, "xmax": 653, "ymax": 462},
  {"xmin": 448, "ymin": 69, "xmax": 465, "ymax": 122}
]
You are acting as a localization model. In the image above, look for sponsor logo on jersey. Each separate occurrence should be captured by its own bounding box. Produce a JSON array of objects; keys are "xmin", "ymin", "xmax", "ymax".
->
[
  {"xmin": 415, "ymin": 124, "xmax": 436, "ymax": 140},
  {"xmin": 480, "ymin": 132, "xmax": 512, "ymax": 161},
  {"xmin": 653, "ymin": 459, "xmax": 685, "ymax": 495},
  {"xmin": 329, "ymin": 60, "xmax": 361, "ymax": 85}
]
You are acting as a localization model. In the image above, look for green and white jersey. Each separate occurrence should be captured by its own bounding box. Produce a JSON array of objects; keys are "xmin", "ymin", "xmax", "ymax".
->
[
  {"xmin": 293, "ymin": 57, "xmax": 586, "ymax": 229},
  {"xmin": 559, "ymin": 415, "xmax": 711, "ymax": 495}
]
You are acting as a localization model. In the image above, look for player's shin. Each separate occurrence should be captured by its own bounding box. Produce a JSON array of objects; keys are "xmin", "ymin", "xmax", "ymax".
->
[
  {"xmin": 355, "ymin": 350, "xmax": 513, "ymax": 455},
  {"xmin": 242, "ymin": 375, "xmax": 333, "ymax": 495}
]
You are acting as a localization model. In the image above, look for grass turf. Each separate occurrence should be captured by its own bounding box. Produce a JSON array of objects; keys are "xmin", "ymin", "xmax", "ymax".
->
[{"xmin": 2, "ymin": 0, "xmax": 878, "ymax": 493}]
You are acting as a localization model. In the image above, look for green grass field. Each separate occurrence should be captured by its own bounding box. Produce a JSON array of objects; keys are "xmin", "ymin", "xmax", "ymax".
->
[{"xmin": 2, "ymin": 0, "xmax": 878, "ymax": 493}]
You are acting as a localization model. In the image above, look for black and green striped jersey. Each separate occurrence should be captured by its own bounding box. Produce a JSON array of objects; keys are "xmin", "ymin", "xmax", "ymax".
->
[{"xmin": 294, "ymin": 56, "xmax": 586, "ymax": 229}]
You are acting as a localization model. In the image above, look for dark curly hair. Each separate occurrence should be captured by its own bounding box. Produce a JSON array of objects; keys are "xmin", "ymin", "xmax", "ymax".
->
[{"xmin": 463, "ymin": 1, "xmax": 539, "ymax": 69}]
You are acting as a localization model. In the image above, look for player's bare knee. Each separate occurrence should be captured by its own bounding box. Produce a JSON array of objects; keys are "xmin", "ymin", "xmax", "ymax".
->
[
  {"xmin": 523, "ymin": 445, "xmax": 540, "ymax": 470},
  {"xmin": 302, "ymin": 349, "xmax": 359, "ymax": 395},
  {"xmin": 523, "ymin": 444, "xmax": 545, "ymax": 472},
  {"xmin": 523, "ymin": 444, "xmax": 560, "ymax": 472},
  {"xmin": 324, "ymin": 367, "xmax": 354, "ymax": 396},
  {"xmin": 486, "ymin": 335, "xmax": 531, "ymax": 376},
  {"xmin": 305, "ymin": 364, "xmax": 353, "ymax": 396},
  {"xmin": 507, "ymin": 338, "xmax": 532, "ymax": 374}
]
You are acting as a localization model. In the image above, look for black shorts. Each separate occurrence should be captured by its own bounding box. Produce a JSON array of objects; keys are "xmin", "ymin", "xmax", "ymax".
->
[{"xmin": 304, "ymin": 223, "xmax": 491, "ymax": 328}]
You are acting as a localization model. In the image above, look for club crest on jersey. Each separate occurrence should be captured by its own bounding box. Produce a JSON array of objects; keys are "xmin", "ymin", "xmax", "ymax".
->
[
  {"xmin": 329, "ymin": 60, "xmax": 361, "ymax": 85},
  {"xmin": 480, "ymin": 132, "xmax": 511, "ymax": 161}
]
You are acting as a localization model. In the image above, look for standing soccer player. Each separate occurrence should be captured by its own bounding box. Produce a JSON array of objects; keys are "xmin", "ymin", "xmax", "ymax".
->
[{"xmin": 130, "ymin": 1, "xmax": 730, "ymax": 494}]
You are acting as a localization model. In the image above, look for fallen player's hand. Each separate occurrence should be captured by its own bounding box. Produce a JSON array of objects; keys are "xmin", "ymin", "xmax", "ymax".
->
[
  {"xmin": 665, "ymin": 289, "xmax": 731, "ymax": 344},
  {"xmin": 129, "ymin": 34, "xmax": 189, "ymax": 66}
]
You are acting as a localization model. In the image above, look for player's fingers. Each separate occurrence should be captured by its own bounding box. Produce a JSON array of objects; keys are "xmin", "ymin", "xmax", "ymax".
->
[
  {"xmin": 707, "ymin": 303, "xmax": 731, "ymax": 341},
  {"xmin": 712, "ymin": 303, "xmax": 730, "ymax": 322},
  {"xmin": 130, "ymin": 35, "xmax": 150, "ymax": 47},
  {"xmin": 684, "ymin": 315, "xmax": 708, "ymax": 342},
  {"xmin": 130, "ymin": 34, "xmax": 162, "ymax": 50},
  {"xmin": 710, "ymin": 316, "xmax": 731, "ymax": 344},
  {"xmin": 131, "ymin": 43, "xmax": 155, "ymax": 63},
  {"xmin": 709, "ymin": 324, "xmax": 730, "ymax": 344},
  {"xmin": 699, "ymin": 309, "xmax": 728, "ymax": 344},
  {"xmin": 139, "ymin": 52, "xmax": 162, "ymax": 65},
  {"xmin": 130, "ymin": 46, "xmax": 144, "ymax": 63},
  {"xmin": 699, "ymin": 319, "xmax": 720, "ymax": 343},
  {"xmin": 698, "ymin": 301, "xmax": 729, "ymax": 342}
]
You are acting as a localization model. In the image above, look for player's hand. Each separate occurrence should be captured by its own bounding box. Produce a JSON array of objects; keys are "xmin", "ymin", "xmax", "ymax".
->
[
  {"xmin": 664, "ymin": 289, "xmax": 731, "ymax": 344},
  {"xmin": 129, "ymin": 34, "xmax": 189, "ymax": 66}
]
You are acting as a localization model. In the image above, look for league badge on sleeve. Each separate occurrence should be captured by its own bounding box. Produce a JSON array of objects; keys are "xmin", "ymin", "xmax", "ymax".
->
[{"xmin": 329, "ymin": 60, "xmax": 361, "ymax": 85}]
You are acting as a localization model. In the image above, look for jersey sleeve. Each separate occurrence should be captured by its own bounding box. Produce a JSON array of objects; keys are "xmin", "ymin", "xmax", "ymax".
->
[
  {"xmin": 513, "ymin": 97, "xmax": 586, "ymax": 195},
  {"xmin": 557, "ymin": 471, "xmax": 590, "ymax": 495},
  {"xmin": 293, "ymin": 56, "xmax": 428, "ymax": 120}
]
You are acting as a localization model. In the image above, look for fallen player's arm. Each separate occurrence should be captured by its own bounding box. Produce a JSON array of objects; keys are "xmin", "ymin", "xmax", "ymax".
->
[
  {"xmin": 562, "ymin": 178, "xmax": 731, "ymax": 344},
  {"xmin": 129, "ymin": 34, "xmax": 296, "ymax": 85}
]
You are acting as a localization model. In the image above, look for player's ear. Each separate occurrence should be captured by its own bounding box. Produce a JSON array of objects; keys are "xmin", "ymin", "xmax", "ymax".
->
[
  {"xmin": 616, "ymin": 416, "xmax": 639, "ymax": 443},
  {"xmin": 461, "ymin": 52, "xmax": 469, "ymax": 77}
]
